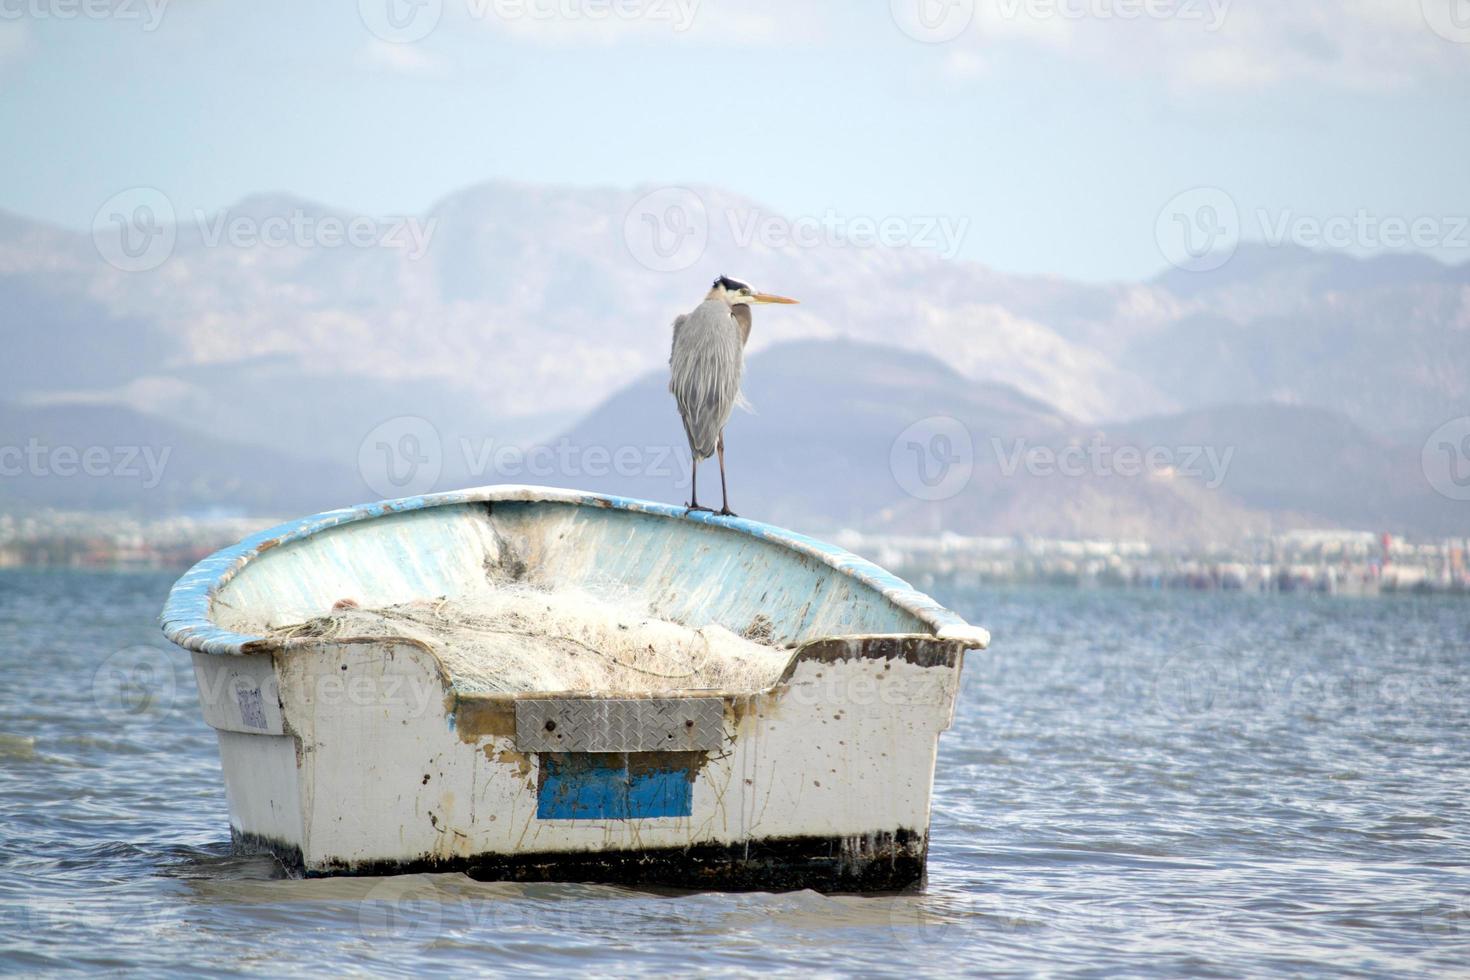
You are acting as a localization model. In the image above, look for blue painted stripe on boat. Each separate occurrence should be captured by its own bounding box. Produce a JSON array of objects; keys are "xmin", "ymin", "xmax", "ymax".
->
[
  {"xmin": 159, "ymin": 485, "xmax": 985, "ymax": 656},
  {"xmin": 536, "ymin": 754, "xmax": 694, "ymax": 820}
]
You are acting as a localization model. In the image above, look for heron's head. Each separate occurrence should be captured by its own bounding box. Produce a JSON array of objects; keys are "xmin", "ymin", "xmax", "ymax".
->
[{"xmin": 709, "ymin": 275, "xmax": 800, "ymax": 307}]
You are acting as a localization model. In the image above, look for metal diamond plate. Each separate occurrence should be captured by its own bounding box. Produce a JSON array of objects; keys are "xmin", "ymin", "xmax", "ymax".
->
[{"xmin": 514, "ymin": 698, "xmax": 725, "ymax": 753}]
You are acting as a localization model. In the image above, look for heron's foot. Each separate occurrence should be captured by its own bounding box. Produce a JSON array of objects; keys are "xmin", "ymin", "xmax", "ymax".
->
[
  {"xmin": 717, "ymin": 507, "xmax": 738, "ymax": 518},
  {"xmin": 685, "ymin": 503, "xmax": 714, "ymax": 515}
]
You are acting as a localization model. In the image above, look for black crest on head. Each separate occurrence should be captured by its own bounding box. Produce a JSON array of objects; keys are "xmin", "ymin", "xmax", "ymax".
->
[{"xmin": 714, "ymin": 275, "xmax": 751, "ymax": 293}]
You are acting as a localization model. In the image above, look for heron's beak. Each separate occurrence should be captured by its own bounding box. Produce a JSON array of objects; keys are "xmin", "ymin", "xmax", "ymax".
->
[{"xmin": 752, "ymin": 293, "xmax": 800, "ymax": 305}]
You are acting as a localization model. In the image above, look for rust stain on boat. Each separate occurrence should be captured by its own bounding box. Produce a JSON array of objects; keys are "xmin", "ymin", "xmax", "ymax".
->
[
  {"xmin": 453, "ymin": 695, "xmax": 517, "ymax": 741},
  {"xmin": 490, "ymin": 747, "xmax": 535, "ymax": 780}
]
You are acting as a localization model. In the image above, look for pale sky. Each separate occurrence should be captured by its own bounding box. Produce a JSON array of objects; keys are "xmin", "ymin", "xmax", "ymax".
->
[{"xmin": 1, "ymin": 0, "xmax": 1468, "ymax": 281}]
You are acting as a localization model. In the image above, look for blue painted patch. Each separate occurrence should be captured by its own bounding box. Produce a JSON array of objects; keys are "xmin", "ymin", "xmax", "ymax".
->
[{"xmin": 537, "ymin": 753, "xmax": 695, "ymax": 820}]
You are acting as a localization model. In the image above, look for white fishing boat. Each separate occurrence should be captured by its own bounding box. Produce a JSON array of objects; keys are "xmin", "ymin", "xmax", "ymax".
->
[{"xmin": 160, "ymin": 486, "xmax": 989, "ymax": 891}]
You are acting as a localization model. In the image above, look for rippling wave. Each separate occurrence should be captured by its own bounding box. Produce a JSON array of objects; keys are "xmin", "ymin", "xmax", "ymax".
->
[{"xmin": 2, "ymin": 571, "xmax": 1467, "ymax": 976}]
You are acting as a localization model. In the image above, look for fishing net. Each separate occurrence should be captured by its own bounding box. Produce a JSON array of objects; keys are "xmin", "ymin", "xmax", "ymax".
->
[{"xmin": 264, "ymin": 584, "xmax": 794, "ymax": 695}]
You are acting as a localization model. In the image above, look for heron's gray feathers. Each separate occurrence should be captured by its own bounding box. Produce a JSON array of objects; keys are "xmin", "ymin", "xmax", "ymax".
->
[
  {"xmin": 728, "ymin": 305, "xmax": 755, "ymax": 412},
  {"xmin": 731, "ymin": 303, "xmax": 753, "ymax": 347},
  {"xmin": 667, "ymin": 313, "xmax": 689, "ymax": 392},
  {"xmin": 669, "ymin": 299, "xmax": 744, "ymax": 461}
]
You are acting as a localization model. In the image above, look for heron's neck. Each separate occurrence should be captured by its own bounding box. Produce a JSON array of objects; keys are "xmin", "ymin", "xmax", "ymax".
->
[{"xmin": 730, "ymin": 302, "xmax": 753, "ymax": 347}]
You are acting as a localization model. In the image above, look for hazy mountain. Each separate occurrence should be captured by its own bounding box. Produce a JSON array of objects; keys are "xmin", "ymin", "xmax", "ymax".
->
[
  {"xmin": 1, "ymin": 182, "xmax": 1466, "ymax": 538},
  {"xmin": 7, "ymin": 182, "xmax": 1463, "ymax": 452},
  {"xmin": 556, "ymin": 338, "xmax": 1073, "ymax": 532},
  {"xmin": 0, "ymin": 402, "xmax": 360, "ymax": 516},
  {"xmin": 553, "ymin": 340, "xmax": 1441, "ymax": 543},
  {"xmin": 0, "ymin": 340, "xmax": 1454, "ymax": 542},
  {"xmin": 1113, "ymin": 404, "xmax": 1464, "ymax": 538},
  {"xmin": 1127, "ymin": 244, "xmax": 1470, "ymax": 437}
]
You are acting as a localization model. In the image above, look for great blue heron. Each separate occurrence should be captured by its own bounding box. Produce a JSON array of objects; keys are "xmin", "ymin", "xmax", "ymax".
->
[{"xmin": 669, "ymin": 275, "xmax": 799, "ymax": 516}]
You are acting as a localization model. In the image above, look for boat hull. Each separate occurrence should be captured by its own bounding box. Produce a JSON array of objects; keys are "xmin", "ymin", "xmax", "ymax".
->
[
  {"xmin": 165, "ymin": 487, "xmax": 986, "ymax": 892},
  {"xmin": 191, "ymin": 634, "xmax": 961, "ymax": 891}
]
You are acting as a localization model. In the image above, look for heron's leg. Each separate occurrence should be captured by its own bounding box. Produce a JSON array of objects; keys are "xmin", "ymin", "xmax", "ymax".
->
[
  {"xmin": 717, "ymin": 435, "xmax": 737, "ymax": 518},
  {"xmin": 686, "ymin": 453, "xmax": 711, "ymax": 513}
]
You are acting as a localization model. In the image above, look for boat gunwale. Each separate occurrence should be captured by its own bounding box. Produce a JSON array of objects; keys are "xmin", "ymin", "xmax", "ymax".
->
[{"xmin": 159, "ymin": 485, "xmax": 991, "ymax": 657}]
